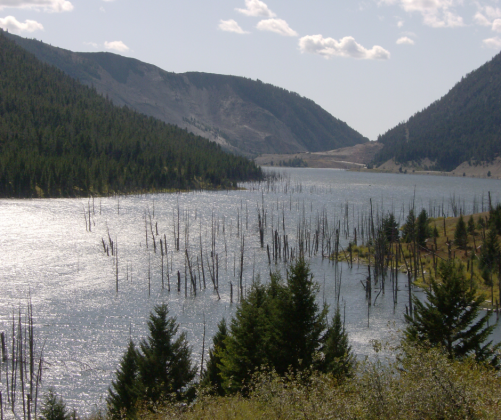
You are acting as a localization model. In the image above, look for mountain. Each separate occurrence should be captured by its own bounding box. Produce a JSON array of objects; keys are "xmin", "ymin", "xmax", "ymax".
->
[
  {"xmin": 0, "ymin": 30, "xmax": 261, "ymax": 198},
  {"xmin": 5, "ymin": 33, "xmax": 368, "ymax": 157},
  {"xmin": 373, "ymin": 52, "xmax": 501, "ymax": 171}
]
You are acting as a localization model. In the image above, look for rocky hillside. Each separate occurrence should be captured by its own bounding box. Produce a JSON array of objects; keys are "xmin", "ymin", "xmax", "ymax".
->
[{"xmin": 6, "ymin": 33, "xmax": 368, "ymax": 156}]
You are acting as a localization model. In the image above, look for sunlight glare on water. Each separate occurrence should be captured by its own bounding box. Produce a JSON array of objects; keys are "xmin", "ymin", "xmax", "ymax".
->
[{"xmin": 0, "ymin": 168, "xmax": 500, "ymax": 415}]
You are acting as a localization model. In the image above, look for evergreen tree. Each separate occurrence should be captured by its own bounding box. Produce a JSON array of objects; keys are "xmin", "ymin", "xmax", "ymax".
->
[
  {"xmin": 219, "ymin": 260, "xmax": 328, "ymax": 394},
  {"xmin": 402, "ymin": 209, "xmax": 416, "ymax": 243},
  {"xmin": 39, "ymin": 388, "xmax": 70, "ymax": 420},
  {"xmin": 136, "ymin": 304, "xmax": 196, "ymax": 403},
  {"xmin": 321, "ymin": 305, "xmax": 355, "ymax": 378},
  {"xmin": 219, "ymin": 281, "xmax": 270, "ymax": 394},
  {"xmin": 416, "ymin": 209, "xmax": 431, "ymax": 248},
  {"xmin": 489, "ymin": 204, "xmax": 501, "ymax": 235},
  {"xmin": 404, "ymin": 261, "xmax": 500, "ymax": 366},
  {"xmin": 278, "ymin": 259, "xmax": 328, "ymax": 372},
  {"xmin": 478, "ymin": 216, "xmax": 487, "ymax": 241},
  {"xmin": 467, "ymin": 215, "xmax": 476, "ymax": 236},
  {"xmin": 107, "ymin": 340, "xmax": 139, "ymax": 419},
  {"xmin": 479, "ymin": 228, "xmax": 500, "ymax": 272},
  {"xmin": 382, "ymin": 213, "xmax": 399, "ymax": 243},
  {"xmin": 200, "ymin": 318, "xmax": 227, "ymax": 396},
  {"xmin": 454, "ymin": 215, "xmax": 468, "ymax": 250}
]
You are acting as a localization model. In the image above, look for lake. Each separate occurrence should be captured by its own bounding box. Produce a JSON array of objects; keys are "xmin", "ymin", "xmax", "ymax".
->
[{"xmin": 0, "ymin": 168, "xmax": 500, "ymax": 416}]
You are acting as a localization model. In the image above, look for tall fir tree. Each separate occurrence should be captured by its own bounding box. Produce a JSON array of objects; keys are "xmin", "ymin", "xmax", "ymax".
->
[
  {"xmin": 402, "ymin": 209, "xmax": 416, "ymax": 243},
  {"xmin": 416, "ymin": 209, "xmax": 431, "ymax": 248},
  {"xmin": 137, "ymin": 304, "xmax": 196, "ymax": 403},
  {"xmin": 321, "ymin": 305, "xmax": 355, "ymax": 378},
  {"xmin": 479, "ymin": 228, "xmax": 500, "ymax": 272},
  {"xmin": 200, "ymin": 318, "xmax": 228, "ymax": 396},
  {"xmin": 278, "ymin": 259, "xmax": 328, "ymax": 372},
  {"xmin": 404, "ymin": 261, "xmax": 500, "ymax": 366},
  {"xmin": 219, "ymin": 281, "xmax": 270, "ymax": 394},
  {"xmin": 382, "ymin": 212, "xmax": 399, "ymax": 243},
  {"xmin": 107, "ymin": 340, "xmax": 139, "ymax": 419},
  {"xmin": 219, "ymin": 259, "xmax": 328, "ymax": 394},
  {"xmin": 454, "ymin": 214, "xmax": 468, "ymax": 250},
  {"xmin": 38, "ymin": 388, "xmax": 70, "ymax": 420}
]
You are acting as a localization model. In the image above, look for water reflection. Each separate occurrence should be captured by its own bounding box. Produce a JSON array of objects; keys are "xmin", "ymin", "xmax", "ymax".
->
[{"xmin": 0, "ymin": 168, "xmax": 500, "ymax": 415}]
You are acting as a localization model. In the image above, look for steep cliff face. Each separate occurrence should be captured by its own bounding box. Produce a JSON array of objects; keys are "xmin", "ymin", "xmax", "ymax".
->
[{"xmin": 7, "ymin": 33, "xmax": 367, "ymax": 156}]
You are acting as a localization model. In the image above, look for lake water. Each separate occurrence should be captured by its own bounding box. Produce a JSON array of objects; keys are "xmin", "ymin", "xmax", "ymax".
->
[{"xmin": 1, "ymin": 168, "xmax": 501, "ymax": 416}]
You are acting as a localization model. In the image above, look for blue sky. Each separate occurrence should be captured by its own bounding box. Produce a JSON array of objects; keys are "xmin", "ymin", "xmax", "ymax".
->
[{"xmin": 1, "ymin": 0, "xmax": 501, "ymax": 140}]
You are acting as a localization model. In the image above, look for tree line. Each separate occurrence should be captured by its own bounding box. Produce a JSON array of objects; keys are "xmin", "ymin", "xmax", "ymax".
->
[{"xmin": 0, "ymin": 31, "xmax": 262, "ymax": 198}]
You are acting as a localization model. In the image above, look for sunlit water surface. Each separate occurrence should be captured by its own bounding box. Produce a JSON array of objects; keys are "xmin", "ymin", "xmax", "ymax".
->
[{"xmin": 1, "ymin": 168, "xmax": 501, "ymax": 416}]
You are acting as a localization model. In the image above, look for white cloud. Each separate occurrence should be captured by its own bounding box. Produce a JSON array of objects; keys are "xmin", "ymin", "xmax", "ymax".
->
[
  {"xmin": 0, "ymin": 0, "xmax": 73, "ymax": 12},
  {"xmin": 104, "ymin": 40, "xmax": 129, "ymax": 52},
  {"xmin": 397, "ymin": 19, "xmax": 404, "ymax": 27},
  {"xmin": 0, "ymin": 15, "xmax": 42, "ymax": 32},
  {"xmin": 236, "ymin": 0, "xmax": 275, "ymax": 17},
  {"xmin": 396, "ymin": 36, "xmax": 415, "ymax": 44},
  {"xmin": 299, "ymin": 34, "xmax": 390, "ymax": 60},
  {"xmin": 218, "ymin": 19, "xmax": 248, "ymax": 34},
  {"xmin": 256, "ymin": 18, "xmax": 297, "ymax": 37},
  {"xmin": 493, "ymin": 19, "xmax": 501, "ymax": 33},
  {"xmin": 379, "ymin": 0, "xmax": 463, "ymax": 28},
  {"xmin": 99, "ymin": 6, "xmax": 105, "ymax": 12},
  {"xmin": 474, "ymin": 12, "xmax": 491, "ymax": 26},
  {"xmin": 474, "ymin": 5, "xmax": 501, "ymax": 29},
  {"xmin": 483, "ymin": 36, "xmax": 501, "ymax": 49},
  {"xmin": 83, "ymin": 41, "xmax": 98, "ymax": 48}
]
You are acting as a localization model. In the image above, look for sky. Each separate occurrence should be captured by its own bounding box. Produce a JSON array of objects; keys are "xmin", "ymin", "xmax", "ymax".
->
[{"xmin": 1, "ymin": 1, "xmax": 501, "ymax": 140}]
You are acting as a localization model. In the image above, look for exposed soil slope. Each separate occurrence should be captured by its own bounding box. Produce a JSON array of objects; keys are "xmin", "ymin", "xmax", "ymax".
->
[{"xmin": 255, "ymin": 142, "xmax": 382, "ymax": 168}]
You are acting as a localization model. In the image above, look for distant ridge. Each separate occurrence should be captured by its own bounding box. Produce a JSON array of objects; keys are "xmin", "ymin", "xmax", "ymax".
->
[
  {"xmin": 5, "ymin": 33, "xmax": 368, "ymax": 157},
  {"xmin": 373, "ymin": 51, "xmax": 501, "ymax": 171}
]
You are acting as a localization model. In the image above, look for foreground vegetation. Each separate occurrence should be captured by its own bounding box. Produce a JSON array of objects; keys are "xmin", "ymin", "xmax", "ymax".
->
[
  {"xmin": 0, "ymin": 30, "xmax": 262, "ymax": 198},
  {"xmin": 38, "ymin": 257, "xmax": 501, "ymax": 420},
  {"xmin": 145, "ymin": 346, "xmax": 501, "ymax": 420}
]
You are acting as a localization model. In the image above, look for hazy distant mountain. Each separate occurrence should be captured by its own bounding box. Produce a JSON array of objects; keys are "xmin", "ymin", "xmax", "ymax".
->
[
  {"xmin": 373, "ymin": 51, "xmax": 501, "ymax": 171},
  {"xmin": 6, "ymin": 33, "xmax": 368, "ymax": 156}
]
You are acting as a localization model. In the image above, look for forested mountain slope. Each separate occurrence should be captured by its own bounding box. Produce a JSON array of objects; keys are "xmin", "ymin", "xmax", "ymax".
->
[
  {"xmin": 5, "ymin": 32, "xmax": 368, "ymax": 156},
  {"xmin": 0, "ymin": 31, "xmax": 261, "ymax": 198},
  {"xmin": 373, "ymin": 51, "xmax": 501, "ymax": 171}
]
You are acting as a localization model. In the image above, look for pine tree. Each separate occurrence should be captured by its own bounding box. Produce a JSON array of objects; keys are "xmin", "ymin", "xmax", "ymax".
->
[
  {"xmin": 489, "ymin": 203, "xmax": 501, "ymax": 234},
  {"xmin": 454, "ymin": 214, "xmax": 468, "ymax": 250},
  {"xmin": 416, "ymin": 209, "xmax": 431, "ymax": 248},
  {"xmin": 137, "ymin": 304, "xmax": 196, "ymax": 403},
  {"xmin": 322, "ymin": 305, "xmax": 355, "ymax": 378},
  {"xmin": 382, "ymin": 213, "xmax": 399, "ymax": 243},
  {"xmin": 278, "ymin": 259, "xmax": 328, "ymax": 372},
  {"xmin": 219, "ymin": 281, "xmax": 270, "ymax": 394},
  {"xmin": 404, "ymin": 261, "xmax": 500, "ymax": 366},
  {"xmin": 200, "ymin": 318, "xmax": 227, "ymax": 396},
  {"xmin": 107, "ymin": 340, "xmax": 139, "ymax": 419},
  {"xmin": 467, "ymin": 215, "xmax": 476, "ymax": 236},
  {"xmin": 219, "ymin": 260, "xmax": 328, "ymax": 394},
  {"xmin": 39, "ymin": 388, "xmax": 70, "ymax": 420},
  {"xmin": 402, "ymin": 209, "xmax": 416, "ymax": 243},
  {"xmin": 479, "ymin": 228, "xmax": 500, "ymax": 272}
]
